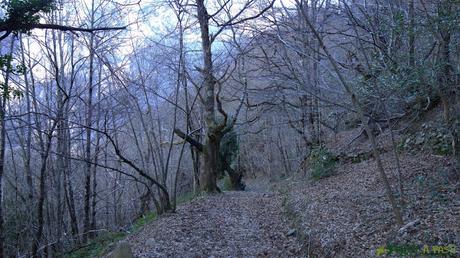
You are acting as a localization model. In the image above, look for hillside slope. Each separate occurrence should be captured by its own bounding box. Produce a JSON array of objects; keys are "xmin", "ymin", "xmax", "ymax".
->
[{"xmin": 280, "ymin": 127, "xmax": 459, "ymax": 257}]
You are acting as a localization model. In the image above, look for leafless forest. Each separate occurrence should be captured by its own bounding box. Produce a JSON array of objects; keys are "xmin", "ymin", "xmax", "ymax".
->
[{"xmin": 0, "ymin": 0, "xmax": 458, "ymax": 257}]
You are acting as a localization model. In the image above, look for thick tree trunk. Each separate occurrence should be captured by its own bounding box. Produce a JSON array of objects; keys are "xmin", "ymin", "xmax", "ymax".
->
[
  {"xmin": 196, "ymin": 0, "xmax": 220, "ymax": 192},
  {"xmin": 201, "ymin": 136, "xmax": 220, "ymax": 192},
  {"xmin": 174, "ymin": 128, "xmax": 218, "ymax": 191},
  {"xmin": 222, "ymin": 158, "xmax": 245, "ymax": 191},
  {"xmin": 175, "ymin": 128, "xmax": 242, "ymax": 191},
  {"xmin": 228, "ymin": 171, "xmax": 245, "ymax": 191}
]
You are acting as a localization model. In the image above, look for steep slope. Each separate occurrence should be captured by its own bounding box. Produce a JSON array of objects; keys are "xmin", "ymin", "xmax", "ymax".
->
[{"xmin": 280, "ymin": 127, "xmax": 459, "ymax": 257}]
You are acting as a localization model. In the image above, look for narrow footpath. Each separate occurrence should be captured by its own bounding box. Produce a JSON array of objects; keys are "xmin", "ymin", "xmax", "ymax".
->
[{"xmin": 126, "ymin": 190, "xmax": 303, "ymax": 257}]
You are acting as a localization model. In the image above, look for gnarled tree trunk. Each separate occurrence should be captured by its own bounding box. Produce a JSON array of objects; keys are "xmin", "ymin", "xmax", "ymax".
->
[{"xmin": 196, "ymin": 0, "xmax": 220, "ymax": 192}]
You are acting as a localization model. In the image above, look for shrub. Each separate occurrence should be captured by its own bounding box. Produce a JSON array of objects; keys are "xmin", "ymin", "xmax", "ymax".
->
[
  {"xmin": 308, "ymin": 148, "xmax": 337, "ymax": 180},
  {"xmin": 399, "ymin": 123, "xmax": 453, "ymax": 155},
  {"xmin": 222, "ymin": 174, "xmax": 232, "ymax": 191}
]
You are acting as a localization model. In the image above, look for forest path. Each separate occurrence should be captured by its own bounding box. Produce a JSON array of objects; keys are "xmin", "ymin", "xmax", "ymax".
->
[{"xmin": 126, "ymin": 189, "xmax": 302, "ymax": 257}]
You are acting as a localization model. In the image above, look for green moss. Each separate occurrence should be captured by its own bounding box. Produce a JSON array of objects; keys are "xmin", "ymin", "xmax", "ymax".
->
[
  {"xmin": 309, "ymin": 148, "xmax": 337, "ymax": 180},
  {"xmin": 62, "ymin": 231, "xmax": 126, "ymax": 258},
  {"xmin": 131, "ymin": 212, "xmax": 157, "ymax": 233},
  {"xmin": 176, "ymin": 191, "xmax": 201, "ymax": 205}
]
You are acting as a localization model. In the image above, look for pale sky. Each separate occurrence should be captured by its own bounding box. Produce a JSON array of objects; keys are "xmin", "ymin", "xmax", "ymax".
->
[{"xmin": 19, "ymin": 0, "xmax": 305, "ymax": 81}]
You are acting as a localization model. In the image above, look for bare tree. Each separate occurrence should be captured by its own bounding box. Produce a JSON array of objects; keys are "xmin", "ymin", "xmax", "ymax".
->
[{"xmin": 193, "ymin": 0, "xmax": 274, "ymax": 192}]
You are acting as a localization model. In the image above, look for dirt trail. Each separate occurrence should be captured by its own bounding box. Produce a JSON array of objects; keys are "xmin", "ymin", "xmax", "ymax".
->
[{"xmin": 126, "ymin": 190, "xmax": 303, "ymax": 257}]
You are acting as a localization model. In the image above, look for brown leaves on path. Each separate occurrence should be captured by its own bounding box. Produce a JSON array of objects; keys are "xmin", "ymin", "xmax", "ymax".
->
[{"xmin": 126, "ymin": 191, "xmax": 303, "ymax": 257}]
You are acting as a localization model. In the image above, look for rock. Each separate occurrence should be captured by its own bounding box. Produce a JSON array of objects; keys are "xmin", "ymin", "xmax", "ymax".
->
[
  {"xmin": 398, "ymin": 219, "xmax": 420, "ymax": 234},
  {"xmin": 287, "ymin": 229, "xmax": 296, "ymax": 237},
  {"xmin": 145, "ymin": 238, "xmax": 156, "ymax": 248},
  {"xmin": 415, "ymin": 135, "xmax": 424, "ymax": 145},
  {"xmin": 107, "ymin": 241, "xmax": 133, "ymax": 258}
]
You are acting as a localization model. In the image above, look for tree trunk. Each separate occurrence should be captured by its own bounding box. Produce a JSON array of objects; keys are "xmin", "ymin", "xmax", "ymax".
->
[
  {"xmin": 201, "ymin": 137, "xmax": 220, "ymax": 192},
  {"xmin": 297, "ymin": 2, "xmax": 403, "ymax": 225},
  {"xmin": 222, "ymin": 158, "xmax": 245, "ymax": 191},
  {"xmin": 408, "ymin": 0, "xmax": 415, "ymax": 67},
  {"xmin": 55, "ymin": 27, "xmax": 67, "ymax": 250},
  {"xmin": 228, "ymin": 172, "xmax": 245, "ymax": 191},
  {"xmin": 90, "ymin": 64, "xmax": 103, "ymax": 237},
  {"xmin": 0, "ymin": 84, "xmax": 6, "ymax": 258},
  {"xmin": 20, "ymin": 37, "xmax": 34, "ymax": 204},
  {"xmin": 64, "ymin": 170, "xmax": 79, "ymax": 244},
  {"xmin": 84, "ymin": 0, "xmax": 97, "ymax": 242},
  {"xmin": 32, "ymin": 132, "xmax": 54, "ymax": 258},
  {"xmin": 90, "ymin": 147, "xmax": 98, "ymax": 236},
  {"xmin": 0, "ymin": 38, "xmax": 15, "ymax": 258},
  {"xmin": 196, "ymin": 0, "xmax": 220, "ymax": 192},
  {"xmin": 437, "ymin": 1, "xmax": 457, "ymax": 156},
  {"xmin": 191, "ymin": 145, "xmax": 201, "ymax": 193}
]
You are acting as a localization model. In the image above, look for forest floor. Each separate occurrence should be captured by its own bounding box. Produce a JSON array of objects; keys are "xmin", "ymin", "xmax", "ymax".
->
[
  {"xmin": 125, "ymin": 187, "xmax": 303, "ymax": 257},
  {"xmin": 110, "ymin": 110, "xmax": 459, "ymax": 258},
  {"xmin": 278, "ymin": 126, "xmax": 459, "ymax": 257},
  {"xmin": 116, "ymin": 134, "xmax": 458, "ymax": 258}
]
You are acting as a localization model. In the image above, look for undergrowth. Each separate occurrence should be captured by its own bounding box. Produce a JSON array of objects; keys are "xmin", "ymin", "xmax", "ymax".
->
[
  {"xmin": 309, "ymin": 148, "xmax": 338, "ymax": 180},
  {"xmin": 63, "ymin": 191, "xmax": 199, "ymax": 258},
  {"xmin": 276, "ymin": 179, "xmax": 309, "ymax": 255},
  {"xmin": 63, "ymin": 231, "xmax": 127, "ymax": 258},
  {"xmin": 222, "ymin": 174, "xmax": 232, "ymax": 191},
  {"xmin": 399, "ymin": 123, "xmax": 453, "ymax": 155}
]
